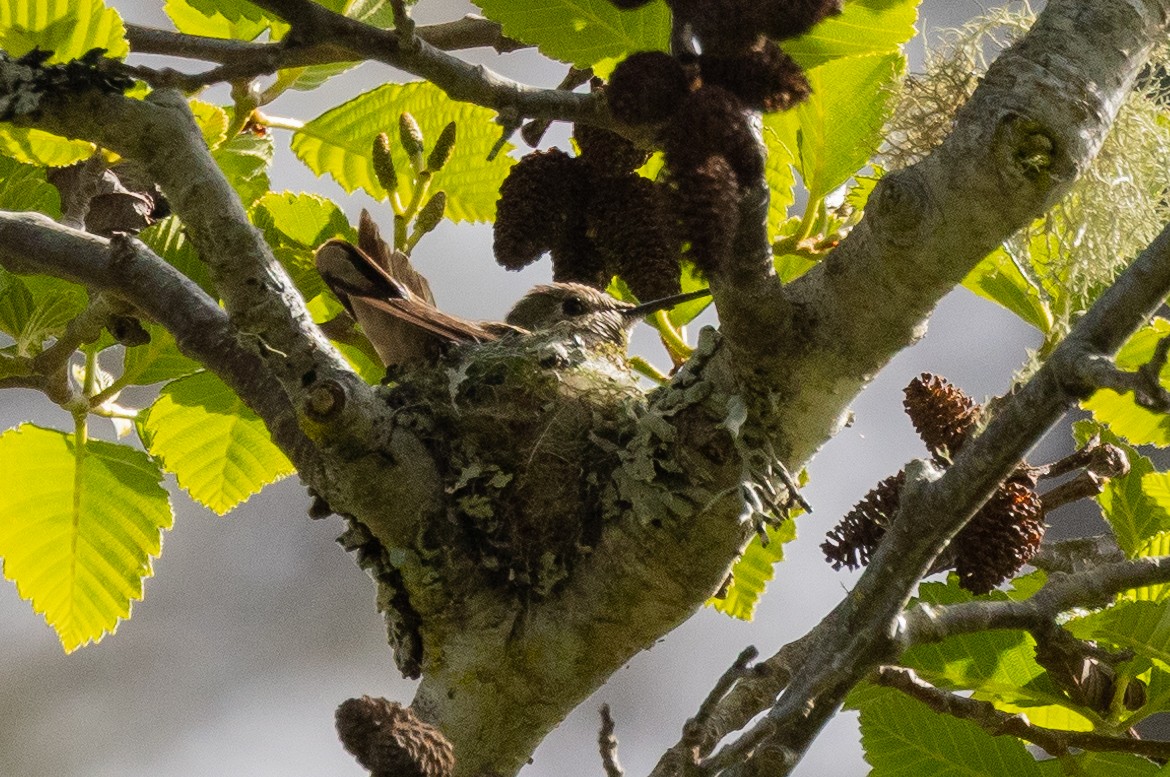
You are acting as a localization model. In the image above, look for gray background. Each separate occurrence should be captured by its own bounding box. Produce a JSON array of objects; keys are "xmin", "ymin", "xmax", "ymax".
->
[{"xmin": 1, "ymin": 2, "xmax": 1072, "ymax": 775}]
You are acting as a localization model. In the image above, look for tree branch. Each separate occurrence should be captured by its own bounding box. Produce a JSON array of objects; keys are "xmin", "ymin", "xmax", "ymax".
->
[
  {"xmin": 903, "ymin": 555, "xmax": 1170, "ymax": 645},
  {"xmin": 874, "ymin": 665, "xmax": 1170, "ymax": 760},
  {"xmin": 0, "ymin": 212, "xmax": 322, "ymax": 473}
]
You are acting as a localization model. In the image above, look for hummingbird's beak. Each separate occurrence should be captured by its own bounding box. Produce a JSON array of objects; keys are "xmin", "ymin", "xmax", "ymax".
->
[{"xmin": 622, "ymin": 288, "xmax": 712, "ymax": 320}]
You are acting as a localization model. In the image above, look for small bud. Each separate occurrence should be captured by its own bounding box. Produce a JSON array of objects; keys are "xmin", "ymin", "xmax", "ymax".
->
[
  {"xmin": 372, "ymin": 133, "xmax": 398, "ymax": 193},
  {"xmin": 426, "ymin": 121, "xmax": 457, "ymax": 172},
  {"xmin": 398, "ymin": 112, "xmax": 426, "ymax": 172},
  {"xmin": 415, "ymin": 191, "xmax": 447, "ymax": 237}
]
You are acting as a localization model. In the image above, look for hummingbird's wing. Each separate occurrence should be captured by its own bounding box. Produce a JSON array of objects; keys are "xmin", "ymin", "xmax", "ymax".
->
[
  {"xmin": 357, "ymin": 209, "xmax": 435, "ymax": 305},
  {"xmin": 315, "ymin": 236, "xmax": 501, "ymax": 369}
]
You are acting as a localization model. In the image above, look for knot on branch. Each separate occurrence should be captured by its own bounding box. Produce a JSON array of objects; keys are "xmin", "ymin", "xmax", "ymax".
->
[
  {"xmin": 336, "ymin": 696, "xmax": 454, "ymax": 777},
  {"xmin": 994, "ymin": 114, "xmax": 1064, "ymax": 188},
  {"xmin": 305, "ymin": 378, "xmax": 347, "ymax": 421},
  {"xmin": 867, "ymin": 171, "xmax": 929, "ymax": 248}
]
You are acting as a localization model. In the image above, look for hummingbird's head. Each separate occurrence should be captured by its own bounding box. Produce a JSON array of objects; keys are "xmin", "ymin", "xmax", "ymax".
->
[{"xmin": 504, "ymin": 282, "xmax": 711, "ymax": 346}]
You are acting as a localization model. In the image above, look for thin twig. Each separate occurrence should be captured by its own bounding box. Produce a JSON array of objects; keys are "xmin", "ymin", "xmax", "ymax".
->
[
  {"xmin": 875, "ymin": 666, "xmax": 1170, "ymax": 759},
  {"xmin": 599, "ymin": 705, "xmax": 624, "ymax": 777}
]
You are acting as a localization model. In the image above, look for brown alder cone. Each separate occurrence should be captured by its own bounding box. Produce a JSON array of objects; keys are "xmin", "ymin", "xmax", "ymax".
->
[
  {"xmin": 670, "ymin": 154, "xmax": 742, "ymax": 276},
  {"xmin": 821, "ymin": 471, "xmax": 905, "ymax": 570},
  {"xmin": 825, "ymin": 375, "xmax": 1047, "ymax": 594},
  {"xmin": 606, "ymin": 51, "xmax": 693, "ymax": 126},
  {"xmin": 953, "ymin": 474, "xmax": 1045, "ymax": 594},
  {"xmin": 662, "ymin": 85, "xmax": 763, "ymax": 189},
  {"xmin": 493, "ymin": 149, "xmax": 587, "ymax": 270},
  {"xmin": 699, "ymin": 41, "xmax": 811, "ymax": 113},
  {"xmin": 336, "ymin": 697, "xmax": 455, "ymax": 777},
  {"xmin": 573, "ymin": 122, "xmax": 652, "ymax": 176},
  {"xmin": 587, "ymin": 174, "xmax": 682, "ymax": 300},
  {"xmin": 902, "ymin": 372, "xmax": 982, "ymax": 459}
]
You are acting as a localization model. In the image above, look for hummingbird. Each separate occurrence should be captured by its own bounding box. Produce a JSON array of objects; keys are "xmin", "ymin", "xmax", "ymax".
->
[{"xmin": 315, "ymin": 210, "xmax": 710, "ymax": 369}]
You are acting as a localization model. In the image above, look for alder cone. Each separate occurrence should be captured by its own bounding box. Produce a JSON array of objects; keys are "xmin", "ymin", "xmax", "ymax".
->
[
  {"xmin": 336, "ymin": 697, "xmax": 455, "ymax": 777},
  {"xmin": 700, "ymin": 42, "xmax": 811, "ymax": 113},
  {"xmin": 663, "ymin": 86, "xmax": 763, "ymax": 189},
  {"xmin": 757, "ymin": 0, "xmax": 844, "ymax": 40},
  {"xmin": 606, "ymin": 51, "xmax": 692, "ymax": 126},
  {"xmin": 574, "ymin": 122, "xmax": 651, "ymax": 176},
  {"xmin": 494, "ymin": 149, "xmax": 587, "ymax": 270},
  {"xmin": 670, "ymin": 154, "xmax": 742, "ymax": 275},
  {"xmin": 953, "ymin": 475, "xmax": 1045, "ymax": 594},
  {"xmin": 550, "ymin": 203, "xmax": 612, "ymax": 289},
  {"xmin": 821, "ymin": 470, "xmax": 905, "ymax": 570},
  {"xmin": 902, "ymin": 373, "xmax": 982, "ymax": 459},
  {"xmin": 667, "ymin": 0, "xmax": 764, "ymax": 52},
  {"xmin": 587, "ymin": 174, "xmax": 681, "ymax": 300}
]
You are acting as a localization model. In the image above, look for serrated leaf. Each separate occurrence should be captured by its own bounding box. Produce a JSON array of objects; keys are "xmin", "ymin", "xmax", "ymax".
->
[
  {"xmin": 291, "ymin": 81, "xmax": 516, "ymax": 222},
  {"xmin": 0, "ymin": 127, "xmax": 95, "ymax": 167},
  {"xmin": 709, "ymin": 518, "xmax": 796, "ymax": 620},
  {"xmin": 0, "ymin": 423, "xmax": 172, "ymax": 652},
  {"xmin": 0, "ymin": 0, "xmax": 128, "ymax": 62},
  {"xmin": 859, "ymin": 686, "xmax": 1041, "ymax": 777},
  {"xmin": 141, "ymin": 371, "xmax": 294, "ymax": 514},
  {"xmin": 1094, "ymin": 435, "xmax": 1170, "ymax": 556},
  {"xmin": 164, "ymin": 0, "xmax": 286, "ymax": 40},
  {"xmin": 138, "ymin": 215, "xmax": 216, "ymax": 296},
  {"xmin": 0, "ymin": 154, "xmax": 61, "ymax": 215},
  {"xmin": 1084, "ymin": 319, "xmax": 1170, "ymax": 447},
  {"xmin": 902, "ymin": 580, "xmax": 1084, "ymax": 722},
  {"xmin": 474, "ymin": 0, "xmax": 669, "ymax": 69},
  {"xmin": 1038, "ymin": 752, "xmax": 1161, "ymax": 777},
  {"xmin": 253, "ymin": 191, "xmax": 353, "ymax": 248},
  {"xmin": 189, "ymin": 99, "xmax": 229, "ymax": 150},
  {"xmin": 212, "ymin": 128, "xmax": 273, "ymax": 208},
  {"xmin": 963, "ymin": 247, "xmax": 1053, "ymax": 332},
  {"xmin": 121, "ymin": 322, "xmax": 201, "ymax": 386},
  {"xmin": 1069, "ymin": 601, "xmax": 1170, "ymax": 672},
  {"xmin": 0, "ymin": 269, "xmax": 87, "ymax": 355},
  {"xmin": 252, "ymin": 191, "xmax": 354, "ymax": 301},
  {"xmin": 766, "ymin": 52, "xmax": 904, "ymax": 204},
  {"xmin": 783, "ymin": 0, "xmax": 920, "ymax": 70}
]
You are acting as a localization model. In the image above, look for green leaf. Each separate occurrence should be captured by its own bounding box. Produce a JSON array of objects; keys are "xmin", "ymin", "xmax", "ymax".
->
[
  {"xmin": 474, "ymin": 0, "xmax": 669, "ymax": 69},
  {"xmin": 0, "ymin": 154, "xmax": 60, "ymax": 216},
  {"xmin": 963, "ymin": 247, "xmax": 1053, "ymax": 332},
  {"xmin": 901, "ymin": 580, "xmax": 1086, "ymax": 724},
  {"xmin": 189, "ymin": 99, "xmax": 230, "ymax": 151},
  {"xmin": 709, "ymin": 518, "xmax": 796, "ymax": 620},
  {"xmin": 252, "ymin": 191, "xmax": 354, "ymax": 301},
  {"xmin": 1038, "ymin": 752, "xmax": 1161, "ymax": 777},
  {"xmin": 0, "ymin": 269, "xmax": 87, "ymax": 356},
  {"xmin": 766, "ymin": 52, "xmax": 904, "ymax": 204},
  {"xmin": 0, "ymin": 127, "xmax": 95, "ymax": 167},
  {"xmin": 138, "ymin": 215, "xmax": 216, "ymax": 296},
  {"xmin": 0, "ymin": 0, "xmax": 128, "ymax": 62},
  {"xmin": 291, "ymin": 81, "xmax": 516, "ymax": 222},
  {"xmin": 0, "ymin": 423, "xmax": 172, "ymax": 652},
  {"xmin": 1084, "ymin": 319, "xmax": 1170, "ymax": 447},
  {"xmin": 121, "ymin": 323, "xmax": 202, "ymax": 386},
  {"xmin": 141, "ymin": 371, "xmax": 294, "ymax": 514},
  {"xmin": 212, "ymin": 128, "xmax": 274, "ymax": 208},
  {"xmin": 253, "ymin": 190, "xmax": 353, "ymax": 248},
  {"xmin": 1095, "ymin": 436, "xmax": 1170, "ymax": 556},
  {"xmin": 859, "ymin": 686, "xmax": 1041, "ymax": 777},
  {"xmin": 1069, "ymin": 601, "xmax": 1170, "ymax": 672},
  {"xmin": 784, "ymin": 0, "xmax": 920, "ymax": 70},
  {"xmin": 667, "ymin": 260, "xmax": 712, "ymax": 327},
  {"xmin": 164, "ymin": 0, "xmax": 286, "ymax": 40}
]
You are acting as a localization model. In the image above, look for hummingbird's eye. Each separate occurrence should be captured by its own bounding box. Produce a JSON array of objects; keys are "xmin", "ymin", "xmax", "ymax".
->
[{"xmin": 561, "ymin": 296, "xmax": 587, "ymax": 317}]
